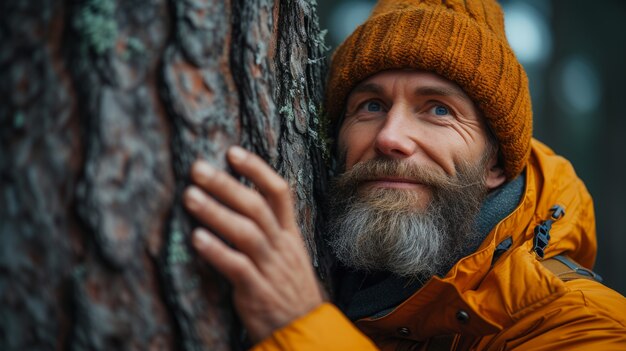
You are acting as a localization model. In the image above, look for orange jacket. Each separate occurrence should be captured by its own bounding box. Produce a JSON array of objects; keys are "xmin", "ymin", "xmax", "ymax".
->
[{"xmin": 253, "ymin": 139, "xmax": 626, "ymax": 350}]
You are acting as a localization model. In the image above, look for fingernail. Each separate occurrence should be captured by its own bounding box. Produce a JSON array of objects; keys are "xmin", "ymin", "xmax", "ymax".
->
[
  {"xmin": 228, "ymin": 146, "xmax": 247, "ymax": 162},
  {"xmin": 185, "ymin": 186, "xmax": 204, "ymax": 209},
  {"xmin": 194, "ymin": 161, "xmax": 214, "ymax": 177},
  {"xmin": 193, "ymin": 228, "xmax": 212, "ymax": 248}
]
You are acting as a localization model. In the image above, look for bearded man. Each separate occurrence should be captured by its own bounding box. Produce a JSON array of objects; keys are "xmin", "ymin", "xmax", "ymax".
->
[{"xmin": 182, "ymin": 0, "xmax": 626, "ymax": 350}]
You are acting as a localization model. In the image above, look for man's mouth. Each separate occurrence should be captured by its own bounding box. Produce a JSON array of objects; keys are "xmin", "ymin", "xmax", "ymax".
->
[{"xmin": 361, "ymin": 177, "xmax": 426, "ymax": 190}]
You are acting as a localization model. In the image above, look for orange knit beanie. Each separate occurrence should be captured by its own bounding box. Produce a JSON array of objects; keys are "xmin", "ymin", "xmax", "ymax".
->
[{"xmin": 326, "ymin": 0, "xmax": 532, "ymax": 179}]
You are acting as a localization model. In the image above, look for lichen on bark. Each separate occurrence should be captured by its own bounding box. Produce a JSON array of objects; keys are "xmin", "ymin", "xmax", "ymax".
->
[{"xmin": 0, "ymin": 0, "xmax": 329, "ymax": 349}]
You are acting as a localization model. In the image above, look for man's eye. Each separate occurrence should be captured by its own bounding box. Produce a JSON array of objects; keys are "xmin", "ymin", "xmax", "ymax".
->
[
  {"xmin": 365, "ymin": 101, "xmax": 382, "ymax": 112},
  {"xmin": 432, "ymin": 105, "xmax": 450, "ymax": 116}
]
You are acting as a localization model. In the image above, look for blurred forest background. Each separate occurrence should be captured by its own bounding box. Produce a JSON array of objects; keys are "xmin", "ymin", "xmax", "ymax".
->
[
  {"xmin": 0, "ymin": 1, "xmax": 623, "ymax": 349},
  {"xmin": 318, "ymin": 0, "xmax": 626, "ymax": 295}
]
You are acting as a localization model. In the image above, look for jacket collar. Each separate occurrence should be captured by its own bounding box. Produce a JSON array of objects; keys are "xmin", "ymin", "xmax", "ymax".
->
[
  {"xmin": 336, "ymin": 169, "xmax": 525, "ymax": 321},
  {"xmin": 354, "ymin": 140, "xmax": 589, "ymax": 340}
]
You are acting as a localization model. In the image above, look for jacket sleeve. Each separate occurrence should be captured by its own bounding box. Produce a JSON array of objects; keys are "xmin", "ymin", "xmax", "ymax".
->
[{"xmin": 251, "ymin": 303, "xmax": 379, "ymax": 351}]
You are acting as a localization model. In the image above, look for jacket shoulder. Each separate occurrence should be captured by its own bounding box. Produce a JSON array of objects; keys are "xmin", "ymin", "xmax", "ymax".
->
[
  {"xmin": 481, "ymin": 249, "xmax": 626, "ymax": 350},
  {"xmin": 525, "ymin": 138, "xmax": 597, "ymax": 268},
  {"xmin": 493, "ymin": 279, "xmax": 626, "ymax": 350}
]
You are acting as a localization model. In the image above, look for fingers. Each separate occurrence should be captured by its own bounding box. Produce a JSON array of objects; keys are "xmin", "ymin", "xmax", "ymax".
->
[
  {"xmin": 184, "ymin": 185, "xmax": 271, "ymax": 260},
  {"xmin": 192, "ymin": 228, "xmax": 263, "ymax": 288},
  {"xmin": 226, "ymin": 146, "xmax": 297, "ymax": 232},
  {"xmin": 189, "ymin": 160, "xmax": 281, "ymax": 238},
  {"xmin": 185, "ymin": 149, "xmax": 325, "ymax": 344},
  {"xmin": 192, "ymin": 227, "xmax": 323, "ymax": 343}
]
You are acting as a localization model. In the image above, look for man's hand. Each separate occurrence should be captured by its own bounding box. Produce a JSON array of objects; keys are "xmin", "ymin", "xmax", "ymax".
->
[{"xmin": 183, "ymin": 146, "xmax": 324, "ymax": 343}]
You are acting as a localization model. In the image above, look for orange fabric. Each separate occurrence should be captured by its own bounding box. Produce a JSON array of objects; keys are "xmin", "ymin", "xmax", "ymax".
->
[
  {"xmin": 252, "ymin": 139, "xmax": 626, "ymax": 350},
  {"xmin": 326, "ymin": 0, "xmax": 532, "ymax": 179},
  {"xmin": 251, "ymin": 303, "xmax": 378, "ymax": 351}
]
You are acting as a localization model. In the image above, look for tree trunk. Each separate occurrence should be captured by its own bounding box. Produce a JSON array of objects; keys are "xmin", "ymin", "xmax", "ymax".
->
[{"xmin": 0, "ymin": 0, "xmax": 329, "ymax": 349}]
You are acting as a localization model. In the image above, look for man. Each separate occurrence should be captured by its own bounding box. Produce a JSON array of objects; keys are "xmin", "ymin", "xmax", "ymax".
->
[{"xmin": 182, "ymin": 0, "xmax": 626, "ymax": 349}]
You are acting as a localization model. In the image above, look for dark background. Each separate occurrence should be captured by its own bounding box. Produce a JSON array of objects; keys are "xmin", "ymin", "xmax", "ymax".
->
[{"xmin": 317, "ymin": 0, "xmax": 626, "ymax": 295}]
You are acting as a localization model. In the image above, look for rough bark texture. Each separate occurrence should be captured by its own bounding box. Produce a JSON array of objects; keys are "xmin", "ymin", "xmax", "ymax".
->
[{"xmin": 0, "ymin": 0, "xmax": 329, "ymax": 350}]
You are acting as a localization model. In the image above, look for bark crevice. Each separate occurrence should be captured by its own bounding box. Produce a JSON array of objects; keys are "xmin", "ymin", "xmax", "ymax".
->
[{"xmin": 0, "ymin": 0, "xmax": 328, "ymax": 349}]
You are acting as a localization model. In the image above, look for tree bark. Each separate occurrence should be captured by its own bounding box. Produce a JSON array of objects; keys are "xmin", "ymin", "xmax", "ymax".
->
[{"xmin": 0, "ymin": 0, "xmax": 329, "ymax": 350}]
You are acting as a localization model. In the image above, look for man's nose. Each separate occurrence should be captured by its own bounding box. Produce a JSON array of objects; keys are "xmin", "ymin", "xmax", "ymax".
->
[{"xmin": 373, "ymin": 106, "xmax": 417, "ymax": 159}]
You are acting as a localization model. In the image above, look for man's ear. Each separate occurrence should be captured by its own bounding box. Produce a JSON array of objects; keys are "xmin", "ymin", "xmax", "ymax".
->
[{"xmin": 485, "ymin": 154, "xmax": 506, "ymax": 190}]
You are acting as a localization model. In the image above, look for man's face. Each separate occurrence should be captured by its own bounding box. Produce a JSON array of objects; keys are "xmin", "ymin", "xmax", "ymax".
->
[
  {"xmin": 337, "ymin": 69, "xmax": 504, "ymax": 204},
  {"xmin": 327, "ymin": 69, "xmax": 505, "ymax": 278}
]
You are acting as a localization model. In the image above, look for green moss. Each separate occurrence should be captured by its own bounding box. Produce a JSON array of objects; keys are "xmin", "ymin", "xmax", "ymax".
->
[
  {"xmin": 306, "ymin": 102, "xmax": 332, "ymax": 161},
  {"xmin": 167, "ymin": 228, "xmax": 191, "ymax": 265},
  {"xmin": 125, "ymin": 37, "xmax": 145, "ymax": 57},
  {"xmin": 297, "ymin": 168, "xmax": 304, "ymax": 185},
  {"xmin": 73, "ymin": 0, "xmax": 118, "ymax": 55},
  {"xmin": 279, "ymin": 103, "xmax": 295, "ymax": 122},
  {"xmin": 13, "ymin": 111, "xmax": 24, "ymax": 129}
]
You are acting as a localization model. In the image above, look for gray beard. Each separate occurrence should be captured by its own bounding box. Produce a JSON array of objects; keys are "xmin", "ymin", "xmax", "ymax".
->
[{"xmin": 327, "ymin": 158, "xmax": 489, "ymax": 279}]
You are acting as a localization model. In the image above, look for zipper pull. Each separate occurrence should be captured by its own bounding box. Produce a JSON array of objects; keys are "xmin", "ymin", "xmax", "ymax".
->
[{"xmin": 533, "ymin": 205, "xmax": 565, "ymax": 259}]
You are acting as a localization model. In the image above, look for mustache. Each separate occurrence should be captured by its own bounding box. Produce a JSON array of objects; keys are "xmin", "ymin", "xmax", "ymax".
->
[
  {"xmin": 334, "ymin": 158, "xmax": 463, "ymax": 191},
  {"xmin": 326, "ymin": 157, "xmax": 489, "ymax": 278}
]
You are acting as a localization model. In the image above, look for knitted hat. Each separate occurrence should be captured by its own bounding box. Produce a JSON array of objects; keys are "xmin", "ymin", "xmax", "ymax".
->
[{"xmin": 327, "ymin": 0, "xmax": 532, "ymax": 179}]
